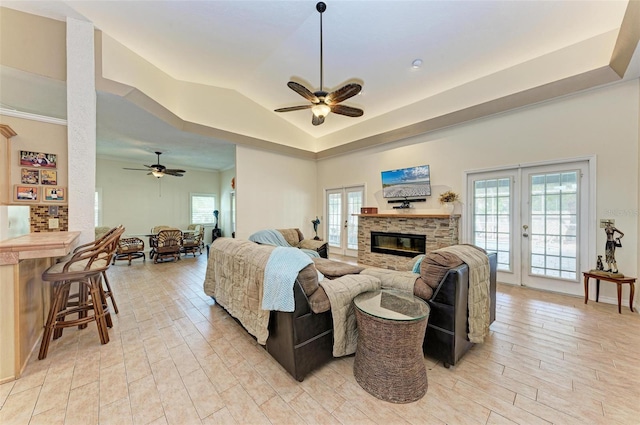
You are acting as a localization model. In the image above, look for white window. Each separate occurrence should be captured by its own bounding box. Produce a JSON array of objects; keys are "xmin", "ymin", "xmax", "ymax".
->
[{"xmin": 190, "ymin": 193, "xmax": 216, "ymax": 224}]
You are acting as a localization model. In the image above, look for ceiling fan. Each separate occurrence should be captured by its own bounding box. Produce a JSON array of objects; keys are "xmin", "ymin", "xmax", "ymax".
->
[
  {"xmin": 123, "ymin": 151, "xmax": 186, "ymax": 178},
  {"xmin": 274, "ymin": 2, "xmax": 363, "ymax": 126}
]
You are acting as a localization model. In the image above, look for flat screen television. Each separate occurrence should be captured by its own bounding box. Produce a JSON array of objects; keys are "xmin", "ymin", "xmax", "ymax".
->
[{"xmin": 381, "ymin": 165, "xmax": 431, "ymax": 199}]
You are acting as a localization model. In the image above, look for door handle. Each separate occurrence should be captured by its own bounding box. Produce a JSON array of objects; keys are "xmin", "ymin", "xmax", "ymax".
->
[{"xmin": 522, "ymin": 224, "xmax": 529, "ymax": 238}]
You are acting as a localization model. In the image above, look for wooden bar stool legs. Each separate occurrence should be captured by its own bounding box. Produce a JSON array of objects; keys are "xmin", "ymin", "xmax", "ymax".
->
[
  {"xmin": 39, "ymin": 270, "xmax": 111, "ymax": 360},
  {"xmin": 101, "ymin": 271, "xmax": 119, "ymax": 314}
]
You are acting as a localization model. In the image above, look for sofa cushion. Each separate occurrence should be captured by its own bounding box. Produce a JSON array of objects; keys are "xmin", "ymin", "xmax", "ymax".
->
[
  {"xmin": 420, "ymin": 251, "xmax": 464, "ymax": 289},
  {"xmin": 297, "ymin": 263, "xmax": 320, "ymax": 297},
  {"xmin": 277, "ymin": 228, "xmax": 302, "ymax": 246},
  {"xmin": 312, "ymin": 257, "xmax": 365, "ymax": 279},
  {"xmin": 308, "ymin": 287, "xmax": 331, "ymax": 313}
]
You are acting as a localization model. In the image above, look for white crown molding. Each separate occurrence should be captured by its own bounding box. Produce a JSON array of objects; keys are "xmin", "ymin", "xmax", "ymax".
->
[{"xmin": 0, "ymin": 108, "xmax": 67, "ymax": 125}]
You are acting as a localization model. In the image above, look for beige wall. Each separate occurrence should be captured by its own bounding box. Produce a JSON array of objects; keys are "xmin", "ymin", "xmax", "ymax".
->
[
  {"xmin": 235, "ymin": 146, "xmax": 318, "ymax": 240},
  {"xmin": 96, "ymin": 157, "xmax": 221, "ymax": 243},
  {"xmin": 0, "ymin": 114, "xmax": 68, "ymax": 203},
  {"xmin": 0, "ymin": 7, "xmax": 66, "ymax": 81},
  {"xmin": 318, "ymin": 79, "xmax": 640, "ymax": 305}
]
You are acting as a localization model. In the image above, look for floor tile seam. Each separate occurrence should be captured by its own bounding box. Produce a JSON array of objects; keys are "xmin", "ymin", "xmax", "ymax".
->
[
  {"xmin": 490, "ymin": 327, "xmax": 580, "ymax": 352},
  {"xmin": 421, "ymin": 389, "xmax": 486, "ymax": 425},
  {"xmin": 457, "ymin": 363, "xmax": 538, "ymax": 399},
  {"xmin": 297, "ymin": 382, "xmax": 345, "ymax": 414},
  {"xmin": 450, "ymin": 373, "xmax": 519, "ymax": 405},
  {"xmin": 514, "ymin": 392, "xmax": 599, "ymax": 425},
  {"xmin": 500, "ymin": 365, "xmax": 572, "ymax": 394},
  {"xmin": 535, "ymin": 387, "xmax": 607, "ymax": 418},
  {"xmin": 97, "ymin": 394, "xmax": 136, "ymax": 424}
]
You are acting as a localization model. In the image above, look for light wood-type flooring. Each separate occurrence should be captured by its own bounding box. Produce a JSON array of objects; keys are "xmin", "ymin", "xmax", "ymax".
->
[{"xmin": 1, "ymin": 251, "xmax": 639, "ymax": 424}]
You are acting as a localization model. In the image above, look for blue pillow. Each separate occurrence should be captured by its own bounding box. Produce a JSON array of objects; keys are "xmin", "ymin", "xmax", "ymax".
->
[{"xmin": 412, "ymin": 255, "xmax": 425, "ymax": 273}]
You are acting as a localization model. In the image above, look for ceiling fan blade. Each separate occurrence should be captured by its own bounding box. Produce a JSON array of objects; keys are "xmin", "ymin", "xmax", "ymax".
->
[
  {"xmin": 164, "ymin": 171, "xmax": 184, "ymax": 177},
  {"xmin": 287, "ymin": 82, "xmax": 319, "ymax": 103},
  {"xmin": 123, "ymin": 168, "xmax": 150, "ymax": 171},
  {"xmin": 325, "ymin": 83, "xmax": 362, "ymax": 105},
  {"xmin": 312, "ymin": 114, "xmax": 325, "ymax": 126},
  {"xmin": 275, "ymin": 105, "xmax": 313, "ymax": 113},
  {"xmin": 165, "ymin": 168, "xmax": 186, "ymax": 173},
  {"xmin": 331, "ymin": 104, "xmax": 364, "ymax": 117}
]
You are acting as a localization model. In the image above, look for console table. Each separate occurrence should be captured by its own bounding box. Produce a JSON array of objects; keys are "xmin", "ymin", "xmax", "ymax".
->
[{"xmin": 583, "ymin": 271, "xmax": 636, "ymax": 314}]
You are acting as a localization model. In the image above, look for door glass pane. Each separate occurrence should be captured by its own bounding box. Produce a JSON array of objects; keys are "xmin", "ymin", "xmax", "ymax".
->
[
  {"xmin": 473, "ymin": 178, "xmax": 511, "ymax": 271},
  {"xmin": 528, "ymin": 171, "xmax": 578, "ymax": 281},
  {"xmin": 327, "ymin": 193, "xmax": 342, "ymax": 247},
  {"xmin": 346, "ymin": 191, "xmax": 362, "ymax": 250}
]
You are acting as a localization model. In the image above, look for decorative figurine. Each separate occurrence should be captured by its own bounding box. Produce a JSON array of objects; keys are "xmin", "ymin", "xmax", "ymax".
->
[
  {"xmin": 603, "ymin": 221, "xmax": 624, "ymax": 273},
  {"xmin": 596, "ymin": 255, "xmax": 604, "ymax": 271},
  {"xmin": 312, "ymin": 216, "xmax": 320, "ymax": 240}
]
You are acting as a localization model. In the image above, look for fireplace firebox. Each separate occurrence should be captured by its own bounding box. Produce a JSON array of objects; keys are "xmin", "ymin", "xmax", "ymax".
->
[{"xmin": 371, "ymin": 232, "xmax": 426, "ymax": 258}]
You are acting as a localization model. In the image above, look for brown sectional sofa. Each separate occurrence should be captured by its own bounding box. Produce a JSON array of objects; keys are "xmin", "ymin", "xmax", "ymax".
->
[{"xmin": 204, "ymin": 238, "xmax": 497, "ymax": 381}]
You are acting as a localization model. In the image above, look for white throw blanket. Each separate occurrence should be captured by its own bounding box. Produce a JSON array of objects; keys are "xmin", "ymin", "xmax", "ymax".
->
[
  {"xmin": 262, "ymin": 247, "xmax": 312, "ymax": 312},
  {"xmin": 319, "ymin": 274, "xmax": 381, "ymax": 357},
  {"xmin": 437, "ymin": 245, "xmax": 491, "ymax": 343}
]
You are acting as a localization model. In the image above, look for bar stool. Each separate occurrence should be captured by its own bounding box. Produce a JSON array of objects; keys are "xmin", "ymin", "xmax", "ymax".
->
[
  {"xmin": 39, "ymin": 227, "xmax": 123, "ymax": 359},
  {"xmin": 57, "ymin": 225, "xmax": 123, "ymax": 314}
]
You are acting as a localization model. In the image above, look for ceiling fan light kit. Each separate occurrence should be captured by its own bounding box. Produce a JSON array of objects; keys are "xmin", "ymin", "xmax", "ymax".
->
[{"xmin": 274, "ymin": 2, "xmax": 363, "ymax": 126}]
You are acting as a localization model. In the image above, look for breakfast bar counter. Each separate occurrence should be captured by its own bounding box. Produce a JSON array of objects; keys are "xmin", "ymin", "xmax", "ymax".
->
[{"xmin": 0, "ymin": 231, "xmax": 80, "ymax": 383}]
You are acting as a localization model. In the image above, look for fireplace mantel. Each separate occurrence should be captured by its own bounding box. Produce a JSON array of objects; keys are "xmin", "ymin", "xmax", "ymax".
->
[{"xmin": 356, "ymin": 213, "xmax": 459, "ymax": 219}]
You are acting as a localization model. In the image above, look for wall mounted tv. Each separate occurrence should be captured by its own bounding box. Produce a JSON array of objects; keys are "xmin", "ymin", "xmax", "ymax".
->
[{"xmin": 381, "ymin": 165, "xmax": 431, "ymax": 199}]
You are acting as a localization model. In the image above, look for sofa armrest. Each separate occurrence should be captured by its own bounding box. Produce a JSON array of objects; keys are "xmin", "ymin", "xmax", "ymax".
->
[{"xmin": 298, "ymin": 239, "xmax": 329, "ymax": 258}]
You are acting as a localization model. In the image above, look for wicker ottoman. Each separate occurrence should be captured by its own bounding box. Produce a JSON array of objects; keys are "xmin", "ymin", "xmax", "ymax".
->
[{"xmin": 353, "ymin": 289, "xmax": 430, "ymax": 403}]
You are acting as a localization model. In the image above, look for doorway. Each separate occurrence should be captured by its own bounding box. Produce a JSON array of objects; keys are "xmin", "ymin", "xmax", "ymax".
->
[
  {"xmin": 326, "ymin": 185, "xmax": 364, "ymax": 257},
  {"xmin": 467, "ymin": 159, "xmax": 593, "ymax": 296}
]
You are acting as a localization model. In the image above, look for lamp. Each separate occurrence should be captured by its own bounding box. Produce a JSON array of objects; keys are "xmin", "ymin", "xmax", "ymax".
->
[
  {"xmin": 312, "ymin": 103, "xmax": 331, "ymax": 118},
  {"xmin": 152, "ymin": 170, "xmax": 164, "ymax": 178}
]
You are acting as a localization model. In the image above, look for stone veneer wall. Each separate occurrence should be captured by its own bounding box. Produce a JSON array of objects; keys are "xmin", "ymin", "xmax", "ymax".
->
[
  {"xmin": 30, "ymin": 205, "xmax": 69, "ymax": 232},
  {"xmin": 358, "ymin": 214, "xmax": 460, "ymax": 270}
]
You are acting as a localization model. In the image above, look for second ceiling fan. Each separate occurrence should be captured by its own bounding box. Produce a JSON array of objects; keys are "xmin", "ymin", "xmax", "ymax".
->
[
  {"xmin": 275, "ymin": 2, "xmax": 363, "ymax": 126},
  {"xmin": 123, "ymin": 151, "xmax": 186, "ymax": 178}
]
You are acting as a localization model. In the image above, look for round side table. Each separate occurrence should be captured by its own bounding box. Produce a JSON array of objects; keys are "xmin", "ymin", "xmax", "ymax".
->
[{"xmin": 353, "ymin": 289, "xmax": 430, "ymax": 403}]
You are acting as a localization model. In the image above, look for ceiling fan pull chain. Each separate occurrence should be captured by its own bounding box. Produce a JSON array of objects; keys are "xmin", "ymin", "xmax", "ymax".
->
[{"xmin": 318, "ymin": 1, "xmax": 324, "ymax": 91}]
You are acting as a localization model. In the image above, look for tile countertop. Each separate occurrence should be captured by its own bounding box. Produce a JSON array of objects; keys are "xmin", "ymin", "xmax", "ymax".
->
[{"xmin": 0, "ymin": 231, "xmax": 81, "ymax": 265}]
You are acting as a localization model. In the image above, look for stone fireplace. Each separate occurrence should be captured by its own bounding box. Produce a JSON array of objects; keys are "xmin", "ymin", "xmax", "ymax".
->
[{"xmin": 357, "ymin": 213, "xmax": 460, "ymax": 270}]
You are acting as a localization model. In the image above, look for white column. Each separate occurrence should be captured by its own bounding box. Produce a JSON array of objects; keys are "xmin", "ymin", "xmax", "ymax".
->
[{"xmin": 66, "ymin": 18, "xmax": 96, "ymax": 245}]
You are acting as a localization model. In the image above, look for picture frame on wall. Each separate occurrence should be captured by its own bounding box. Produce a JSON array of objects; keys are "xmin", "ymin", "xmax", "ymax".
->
[
  {"xmin": 43, "ymin": 187, "xmax": 66, "ymax": 202},
  {"xmin": 14, "ymin": 185, "xmax": 39, "ymax": 202},
  {"xmin": 40, "ymin": 169, "xmax": 57, "ymax": 185},
  {"xmin": 19, "ymin": 150, "xmax": 57, "ymax": 169},
  {"xmin": 20, "ymin": 168, "xmax": 40, "ymax": 184}
]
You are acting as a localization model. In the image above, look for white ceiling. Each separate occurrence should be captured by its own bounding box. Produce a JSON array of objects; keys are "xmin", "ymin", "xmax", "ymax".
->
[{"xmin": 1, "ymin": 0, "xmax": 637, "ymax": 171}]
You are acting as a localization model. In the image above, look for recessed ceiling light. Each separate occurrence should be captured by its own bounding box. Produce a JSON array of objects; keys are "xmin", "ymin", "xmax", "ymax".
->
[{"xmin": 412, "ymin": 59, "xmax": 423, "ymax": 69}]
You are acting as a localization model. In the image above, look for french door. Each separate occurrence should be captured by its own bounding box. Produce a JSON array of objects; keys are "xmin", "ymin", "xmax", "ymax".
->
[
  {"xmin": 468, "ymin": 160, "xmax": 591, "ymax": 296},
  {"xmin": 326, "ymin": 186, "xmax": 364, "ymax": 257}
]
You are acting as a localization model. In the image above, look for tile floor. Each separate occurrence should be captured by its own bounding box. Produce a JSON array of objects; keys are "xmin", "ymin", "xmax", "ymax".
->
[{"xmin": 1, "ymin": 252, "xmax": 639, "ymax": 424}]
